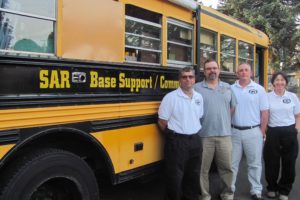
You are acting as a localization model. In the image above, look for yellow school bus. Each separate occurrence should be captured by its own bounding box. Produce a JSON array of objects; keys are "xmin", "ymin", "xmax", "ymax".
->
[{"xmin": 0, "ymin": 0, "xmax": 269, "ymax": 199}]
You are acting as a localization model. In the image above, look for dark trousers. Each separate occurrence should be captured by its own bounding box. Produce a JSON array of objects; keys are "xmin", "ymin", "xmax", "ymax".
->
[
  {"xmin": 164, "ymin": 129, "xmax": 202, "ymax": 200},
  {"xmin": 263, "ymin": 125, "xmax": 299, "ymax": 195}
]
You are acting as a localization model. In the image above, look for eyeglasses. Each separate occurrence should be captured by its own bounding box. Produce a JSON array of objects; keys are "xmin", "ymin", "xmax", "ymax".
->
[
  {"xmin": 205, "ymin": 67, "xmax": 218, "ymax": 71},
  {"xmin": 181, "ymin": 75, "xmax": 195, "ymax": 79}
]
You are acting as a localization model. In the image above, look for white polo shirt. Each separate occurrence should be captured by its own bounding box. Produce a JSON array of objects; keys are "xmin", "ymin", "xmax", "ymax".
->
[
  {"xmin": 268, "ymin": 90, "xmax": 300, "ymax": 127},
  {"xmin": 158, "ymin": 87, "xmax": 203, "ymax": 135},
  {"xmin": 231, "ymin": 80, "xmax": 269, "ymax": 126}
]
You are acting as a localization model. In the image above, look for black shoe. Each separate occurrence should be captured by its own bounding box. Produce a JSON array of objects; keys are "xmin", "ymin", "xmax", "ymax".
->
[{"xmin": 251, "ymin": 194, "xmax": 264, "ymax": 200}]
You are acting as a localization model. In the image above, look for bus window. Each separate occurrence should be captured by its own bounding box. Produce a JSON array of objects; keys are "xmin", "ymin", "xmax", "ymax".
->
[
  {"xmin": 167, "ymin": 18, "xmax": 193, "ymax": 67},
  {"xmin": 238, "ymin": 41, "xmax": 254, "ymax": 68},
  {"xmin": 220, "ymin": 35, "xmax": 236, "ymax": 72},
  {"xmin": 200, "ymin": 29, "xmax": 218, "ymax": 69},
  {"xmin": 0, "ymin": 0, "xmax": 55, "ymax": 54},
  {"xmin": 125, "ymin": 5, "xmax": 162, "ymax": 64}
]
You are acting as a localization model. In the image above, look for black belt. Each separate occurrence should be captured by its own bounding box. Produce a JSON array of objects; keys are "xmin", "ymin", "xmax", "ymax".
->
[
  {"xmin": 231, "ymin": 124, "xmax": 260, "ymax": 130},
  {"xmin": 165, "ymin": 128, "xmax": 198, "ymax": 138}
]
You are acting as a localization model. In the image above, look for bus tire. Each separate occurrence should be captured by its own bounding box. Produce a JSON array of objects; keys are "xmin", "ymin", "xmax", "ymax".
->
[{"xmin": 0, "ymin": 148, "xmax": 100, "ymax": 200}]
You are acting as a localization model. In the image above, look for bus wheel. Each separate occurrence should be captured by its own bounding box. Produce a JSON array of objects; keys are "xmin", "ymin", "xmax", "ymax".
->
[{"xmin": 0, "ymin": 148, "xmax": 99, "ymax": 200}]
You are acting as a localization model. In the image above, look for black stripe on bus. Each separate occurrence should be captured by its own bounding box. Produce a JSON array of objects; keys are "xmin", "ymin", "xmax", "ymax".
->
[
  {"xmin": 201, "ymin": 9, "xmax": 252, "ymax": 33},
  {"xmin": 115, "ymin": 161, "xmax": 161, "ymax": 184},
  {"xmin": 91, "ymin": 114, "xmax": 157, "ymax": 132},
  {"xmin": 0, "ymin": 55, "xmax": 177, "ymax": 109},
  {"xmin": 0, "ymin": 130, "xmax": 20, "ymax": 145}
]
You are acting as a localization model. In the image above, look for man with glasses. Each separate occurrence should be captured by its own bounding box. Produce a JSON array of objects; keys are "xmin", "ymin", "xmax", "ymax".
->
[
  {"xmin": 194, "ymin": 59, "xmax": 236, "ymax": 200},
  {"xmin": 158, "ymin": 66, "xmax": 203, "ymax": 200}
]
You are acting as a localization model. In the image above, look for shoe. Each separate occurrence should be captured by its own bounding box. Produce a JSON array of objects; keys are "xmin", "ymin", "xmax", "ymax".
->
[
  {"xmin": 278, "ymin": 194, "xmax": 288, "ymax": 200},
  {"xmin": 251, "ymin": 194, "xmax": 264, "ymax": 200},
  {"xmin": 266, "ymin": 191, "xmax": 277, "ymax": 198}
]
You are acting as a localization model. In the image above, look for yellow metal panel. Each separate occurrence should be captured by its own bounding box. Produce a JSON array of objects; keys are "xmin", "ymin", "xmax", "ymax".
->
[
  {"xmin": 0, "ymin": 144, "xmax": 15, "ymax": 160},
  {"xmin": 264, "ymin": 49, "xmax": 269, "ymax": 90},
  {"xmin": 0, "ymin": 102, "xmax": 160, "ymax": 131},
  {"xmin": 217, "ymin": 33, "xmax": 220, "ymax": 66},
  {"xmin": 236, "ymin": 39, "xmax": 239, "ymax": 71},
  {"xmin": 92, "ymin": 124, "xmax": 163, "ymax": 173},
  {"xmin": 254, "ymin": 46, "xmax": 257, "ymax": 74},
  {"xmin": 162, "ymin": 16, "xmax": 167, "ymax": 66},
  {"xmin": 61, "ymin": 0, "xmax": 124, "ymax": 62}
]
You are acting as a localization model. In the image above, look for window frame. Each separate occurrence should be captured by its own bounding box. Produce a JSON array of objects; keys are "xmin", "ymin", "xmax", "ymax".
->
[
  {"xmin": 200, "ymin": 28, "xmax": 218, "ymax": 68},
  {"xmin": 167, "ymin": 18, "xmax": 194, "ymax": 67},
  {"xmin": 124, "ymin": 15, "xmax": 162, "ymax": 65},
  {"xmin": 0, "ymin": 1, "xmax": 56, "ymax": 56},
  {"xmin": 220, "ymin": 35, "xmax": 236, "ymax": 73},
  {"xmin": 238, "ymin": 40, "xmax": 254, "ymax": 66}
]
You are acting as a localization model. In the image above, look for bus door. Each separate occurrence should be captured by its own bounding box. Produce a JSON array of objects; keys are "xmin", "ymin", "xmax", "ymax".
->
[{"xmin": 255, "ymin": 47, "xmax": 264, "ymax": 86}]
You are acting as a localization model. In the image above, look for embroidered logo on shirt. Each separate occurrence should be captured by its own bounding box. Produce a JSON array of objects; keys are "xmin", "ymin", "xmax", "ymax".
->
[
  {"xmin": 195, "ymin": 99, "xmax": 202, "ymax": 105},
  {"xmin": 249, "ymin": 89, "xmax": 258, "ymax": 94},
  {"xmin": 283, "ymin": 98, "xmax": 291, "ymax": 104}
]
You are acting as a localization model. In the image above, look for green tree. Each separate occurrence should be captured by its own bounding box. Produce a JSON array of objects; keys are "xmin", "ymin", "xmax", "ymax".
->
[{"xmin": 218, "ymin": 0, "xmax": 300, "ymax": 71}]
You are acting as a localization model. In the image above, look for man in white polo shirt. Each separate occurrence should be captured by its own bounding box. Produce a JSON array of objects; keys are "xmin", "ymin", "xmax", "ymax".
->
[
  {"xmin": 231, "ymin": 63, "xmax": 269, "ymax": 200},
  {"xmin": 158, "ymin": 66, "xmax": 203, "ymax": 200}
]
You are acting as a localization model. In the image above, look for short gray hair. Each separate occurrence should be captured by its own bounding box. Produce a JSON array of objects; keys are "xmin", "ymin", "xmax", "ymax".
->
[{"xmin": 178, "ymin": 66, "xmax": 195, "ymax": 78}]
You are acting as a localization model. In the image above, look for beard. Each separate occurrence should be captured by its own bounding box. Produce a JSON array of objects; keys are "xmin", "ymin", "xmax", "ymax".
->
[{"xmin": 208, "ymin": 73, "xmax": 217, "ymax": 80}]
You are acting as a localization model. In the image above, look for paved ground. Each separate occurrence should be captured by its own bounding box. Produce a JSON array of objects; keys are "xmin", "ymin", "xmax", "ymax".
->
[{"xmin": 101, "ymin": 133, "xmax": 300, "ymax": 200}]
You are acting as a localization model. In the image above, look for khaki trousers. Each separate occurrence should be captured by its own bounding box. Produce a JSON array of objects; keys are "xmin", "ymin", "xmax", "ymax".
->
[{"xmin": 200, "ymin": 136, "xmax": 233, "ymax": 200}]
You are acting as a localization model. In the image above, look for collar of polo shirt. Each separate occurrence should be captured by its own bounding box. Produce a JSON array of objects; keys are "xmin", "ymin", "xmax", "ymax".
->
[{"xmin": 235, "ymin": 80, "xmax": 255, "ymax": 88}]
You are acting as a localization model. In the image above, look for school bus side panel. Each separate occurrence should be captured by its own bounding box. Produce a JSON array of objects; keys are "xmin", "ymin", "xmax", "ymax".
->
[
  {"xmin": 93, "ymin": 124, "xmax": 163, "ymax": 173},
  {"xmin": 61, "ymin": 0, "xmax": 124, "ymax": 62}
]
